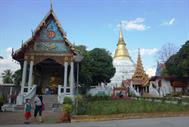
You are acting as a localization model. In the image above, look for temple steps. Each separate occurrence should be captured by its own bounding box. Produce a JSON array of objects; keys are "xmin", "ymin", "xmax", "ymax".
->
[
  {"xmin": 15, "ymin": 95, "xmax": 61, "ymax": 111},
  {"xmin": 43, "ymin": 95, "xmax": 60, "ymax": 111}
]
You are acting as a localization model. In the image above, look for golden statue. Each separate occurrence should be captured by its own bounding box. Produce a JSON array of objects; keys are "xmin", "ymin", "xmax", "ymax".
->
[{"xmin": 48, "ymin": 73, "xmax": 60, "ymax": 94}]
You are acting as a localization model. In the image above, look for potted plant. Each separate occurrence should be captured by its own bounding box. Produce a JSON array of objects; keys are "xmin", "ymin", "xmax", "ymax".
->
[{"xmin": 60, "ymin": 97, "xmax": 73, "ymax": 123}]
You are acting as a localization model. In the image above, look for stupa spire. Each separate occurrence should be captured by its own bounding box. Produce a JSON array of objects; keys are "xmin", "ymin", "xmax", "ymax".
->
[
  {"xmin": 132, "ymin": 48, "xmax": 149, "ymax": 86},
  {"xmin": 114, "ymin": 26, "xmax": 130, "ymax": 59}
]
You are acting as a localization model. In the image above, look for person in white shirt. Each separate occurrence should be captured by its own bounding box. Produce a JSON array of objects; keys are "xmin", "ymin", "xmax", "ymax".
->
[{"xmin": 34, "ymin": 95, "xmax": 43, "ymax": 122}]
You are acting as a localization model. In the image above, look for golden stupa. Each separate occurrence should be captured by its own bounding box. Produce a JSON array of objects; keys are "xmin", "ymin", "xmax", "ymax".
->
[
  {"xmin": 109, "ymin": 30, "xmax": 135, "ymax": 88},
  {"xmin": 114, "ymin": 31, "xmax": 130, "ymax": 59}
]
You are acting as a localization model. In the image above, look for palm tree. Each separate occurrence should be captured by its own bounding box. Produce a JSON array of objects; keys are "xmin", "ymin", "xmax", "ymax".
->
[{"xmin": 2, "ymin": 69, "xmax": 13, "ymax": 83}]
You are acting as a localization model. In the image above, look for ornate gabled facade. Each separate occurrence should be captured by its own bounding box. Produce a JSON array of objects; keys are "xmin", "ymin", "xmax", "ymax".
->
[
  {"xmin": 108, "ymin": 31, "xmax": 135, "ymax": 88},
  {"xmin": 12, "ymin": 6, "xmax": 81, "ymax": 104},
  {"xmin": 12, "ymin": 8, "xmax": 77, "ymax": 63}
]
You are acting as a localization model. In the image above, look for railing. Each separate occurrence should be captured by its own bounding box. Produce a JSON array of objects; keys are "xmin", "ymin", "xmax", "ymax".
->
[
  {"xmin": 23, "ymin": 85, "xmax": 37, "ymax": 102},
  {"xmin": 131, "ymin": 96, "xmax": 189, "ymax": 105},
  {"xmin": 58, "ymin": 85, "xmax": 72, "ymax": 104},
  {"xmin": 16, "ymin": 84, "xmax": 37, "ymax": 105}
]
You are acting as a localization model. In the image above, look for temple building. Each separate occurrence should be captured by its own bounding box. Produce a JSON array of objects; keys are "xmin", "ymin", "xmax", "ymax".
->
[
  {"xmin": 131, "ymin": 49, "xmax": 149, "ymax": 94},
  {"xmin": 109, "ymin": 31, "xmax": 135, "ymax": 88},
  {"xmin": 122, "ymin": 49, "xmax": 149, "ymax": 96},
  {"xmin": 12, "ymin": 6, "xmax": 82, "ymax": 104}
]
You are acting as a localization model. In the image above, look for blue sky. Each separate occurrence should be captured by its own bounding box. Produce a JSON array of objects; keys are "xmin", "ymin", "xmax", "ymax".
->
[{"xmin": 0, "ymin": 0, "xmax": 189, "ymax": 79}]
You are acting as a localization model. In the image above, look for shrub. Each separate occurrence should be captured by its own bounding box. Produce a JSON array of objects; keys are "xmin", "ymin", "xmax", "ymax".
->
[
  {"xmin": 63, "ymin": 96, "xmax": 73, "ymax": 105},
  {"xmin": 0, "ymin": 96, "xmax": 4, "ymax": 104},
  {"xmin": 62, "ymin": 104, "xmax": 73, "ymax": 113},
  {"xmin": 74, "ymin": 95, "xmax": 87, "ymax": 115}
]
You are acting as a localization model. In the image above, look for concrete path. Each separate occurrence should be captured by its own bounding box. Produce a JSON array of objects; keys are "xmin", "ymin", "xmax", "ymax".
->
[{"xmin": 1, "ymin": 116, "xmax": 189, "ymax": 127}]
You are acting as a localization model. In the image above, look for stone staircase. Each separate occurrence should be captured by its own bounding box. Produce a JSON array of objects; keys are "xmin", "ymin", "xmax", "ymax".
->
[
  {"xmin": 15, "ymin": 95, "xmax": 60, "ymax": 111},
  {"xmin": 43, "ymin": 95, "xmax": 60, "ymax": 111}
]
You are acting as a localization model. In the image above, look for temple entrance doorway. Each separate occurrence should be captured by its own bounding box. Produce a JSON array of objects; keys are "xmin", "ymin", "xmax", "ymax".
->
[{"xmin": 34, "ymin": 58, "xmax": 66, "ymax": 95}]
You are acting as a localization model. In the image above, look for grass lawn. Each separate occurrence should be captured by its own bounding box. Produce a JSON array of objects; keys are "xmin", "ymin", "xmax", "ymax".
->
[{"xmin": 80, "ymin": 100, "xmax": 189, "ymax": 115}]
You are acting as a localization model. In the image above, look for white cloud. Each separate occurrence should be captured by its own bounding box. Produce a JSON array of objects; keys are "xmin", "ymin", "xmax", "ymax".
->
[
  {"xmin": 130, "ymin": 48, "xmax": 158, "ymax": 56},
  {"xmin": 146, "ymin": 67, "xmax": 156, "ymax": 77},
  {"xmin": 161, "ymin": 18, "xmax": 176, "ymax": 26},
  {"xmin": 6, "ymin": 47, "xmax": 12, "ymax": 53},
  {"xmin": 117, "ymin": 18, "xmax": 150, "ymax": 31},
  {"xmin": 0, "ymin": 48, "xmax": 20, "ymax": 84},
  {"xmin": 140, "ymin": 48, "xmax": 158, "ymax": 56}
]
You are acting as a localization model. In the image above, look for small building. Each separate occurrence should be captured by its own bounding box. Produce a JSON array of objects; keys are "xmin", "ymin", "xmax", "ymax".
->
[
  {"xmin": 149, "ymin": 62, "xmax": 189, "ymax": 96},
  {"xmin": 149, "ymin": 76, "xmax": 173, "ymax": 96}
]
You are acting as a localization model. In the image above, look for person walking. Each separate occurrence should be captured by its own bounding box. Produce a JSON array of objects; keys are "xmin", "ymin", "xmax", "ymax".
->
[
  {"xmin": 24, "ymin": 99, "xmax": 32, "ymax": 124},
  {"xmin": 34, "ymin": 95, "xmax": 44, "ymax": 122}
]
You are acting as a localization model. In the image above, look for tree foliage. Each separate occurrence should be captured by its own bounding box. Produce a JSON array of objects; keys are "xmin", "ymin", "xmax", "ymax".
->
[
  {"xmin": 88, "ymin": 48, "xmax": 115, "ymax": 85},
  {"xmin": 75, "ymin": 45, "xmax": 115, "ymax": 92},
  {"xmin": 1, "ymin": 69, "xmax": 22, "ymax": 86},
  {"xmin": 165, "ymin": 40, "xmax": 189, "ymax": 77},
  {"xmin": 2, "ymin": 69, "xmax": 13, "ymax": 83}
]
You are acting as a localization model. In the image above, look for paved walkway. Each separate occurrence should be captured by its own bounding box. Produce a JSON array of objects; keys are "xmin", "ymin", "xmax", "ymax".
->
[
  {"xmin": 0, "ymin": 111, "xmax": 60, "ymax": 125},
  {"xmin": 0, "ymin": 117, "xmax": 189, "ymax": 127}
]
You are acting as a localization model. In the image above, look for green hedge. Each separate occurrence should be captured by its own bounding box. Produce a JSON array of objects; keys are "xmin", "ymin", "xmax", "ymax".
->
[{"xmin": 76, "ymin": 100, "xmax": 189, "ymax": 115}]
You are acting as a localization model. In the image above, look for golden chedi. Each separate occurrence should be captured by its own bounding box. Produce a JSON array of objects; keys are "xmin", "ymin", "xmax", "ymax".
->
[{"xmin": 109, "ymin": 31, "xmax": 135, "ymax": 88}]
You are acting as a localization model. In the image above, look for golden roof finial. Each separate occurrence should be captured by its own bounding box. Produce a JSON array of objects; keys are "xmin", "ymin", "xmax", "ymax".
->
[
  {"xmin": 50, "ymin": 0, "xmax": 53, "ymax": 11},
  {"xmin": 119, "ymin": 22, "xmax": 123, "ymax": 39},
  {"xmin": 114, "ymin": 24, "xmax": 130, "ymax": 59}
]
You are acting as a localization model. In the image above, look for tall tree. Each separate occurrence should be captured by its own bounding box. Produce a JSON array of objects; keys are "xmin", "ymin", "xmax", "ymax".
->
[
  {"xmin": 165, "ymin": 40, "xmax": 189, "ymax": 77},
  {"xmin": 75, "ymin": 45, "xmax": 115, "ymax": 93},
  {"xmin": 88, "ymin": 48, "xmax": 115, "ymax": 85},
  {"xmin": 2, "ymin": 69, "xmax": 13, "ymax": 83},
  {"xmin": 157, "ymin": 43, "xmax": 178, "ymax": 63}
]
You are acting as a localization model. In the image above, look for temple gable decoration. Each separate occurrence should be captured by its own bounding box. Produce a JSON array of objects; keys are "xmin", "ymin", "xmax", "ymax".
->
[{"xmin": 12, "ymin": 9, "xmax": 76, "ymax": 60}]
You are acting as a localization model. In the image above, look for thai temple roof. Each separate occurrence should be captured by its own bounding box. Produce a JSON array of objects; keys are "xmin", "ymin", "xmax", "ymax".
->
[
  {"xmin": 12, "ymin": 5, "xmax": 77, "ymax": 61},
  {"xmin": 114, "ymin": 31, "xmax": 131, "ymax": 59},
  {"xmin": 132, "ymin": 49, "xmax": 149, "ymax": 86}
]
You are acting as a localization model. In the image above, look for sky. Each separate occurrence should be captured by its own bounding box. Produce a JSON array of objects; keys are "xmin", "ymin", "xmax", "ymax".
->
[{"xmin": 0, "ymin": 0, "xmax": 189, "ymax": 83}]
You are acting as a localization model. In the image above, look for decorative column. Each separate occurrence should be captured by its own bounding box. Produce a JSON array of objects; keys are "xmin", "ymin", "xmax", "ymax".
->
[
  {"xmin": 21, "ymin": 58, "xmax": 27, "ymax": 94},
  {"xmin": 64, "ymin": 62, "xmax": 68, "ymax": 94},
  {"xmin": 28, "ymin": 57, "xmax": 34, "ymax": 90},
  {"xmin": 8, "ymin": 87, "xmax": 13, "ymax": 103},
  {"xmin": 70, "ymin": 61, "xmax": 74, "ymax": 95}
]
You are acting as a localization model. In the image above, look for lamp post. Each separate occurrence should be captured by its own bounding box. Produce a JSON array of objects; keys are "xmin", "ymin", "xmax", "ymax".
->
[
  {"xmin": 74, "ymin": 54, "xmax": 83, "ymax": 115},
  {"xmin": 74, "ymin": 54, "xmax": 83, "ymax": 95}
]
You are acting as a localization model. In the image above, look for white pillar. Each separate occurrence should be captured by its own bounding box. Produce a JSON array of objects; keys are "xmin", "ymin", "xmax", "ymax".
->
[
  {"xmin": 64, "ymin": 62, "xmax": 68, "ymax": 94},
  {"xmin": 21, "ymin": 60, "xmax": 27, "ymax": 94},
  {"xmin": 8, "ymin": 87, "xmax": 13, "ymax": 103},
  {"xmin": 137, "ymin": 86, "xmax": 139, "ymax": 92},
  {"xmin": 28, "ymin": 60, "xmax": 34, "ymax": 90},
  {"xmin": 70, "ymin": 61, "xmax": 74, "ymax": 95}
]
